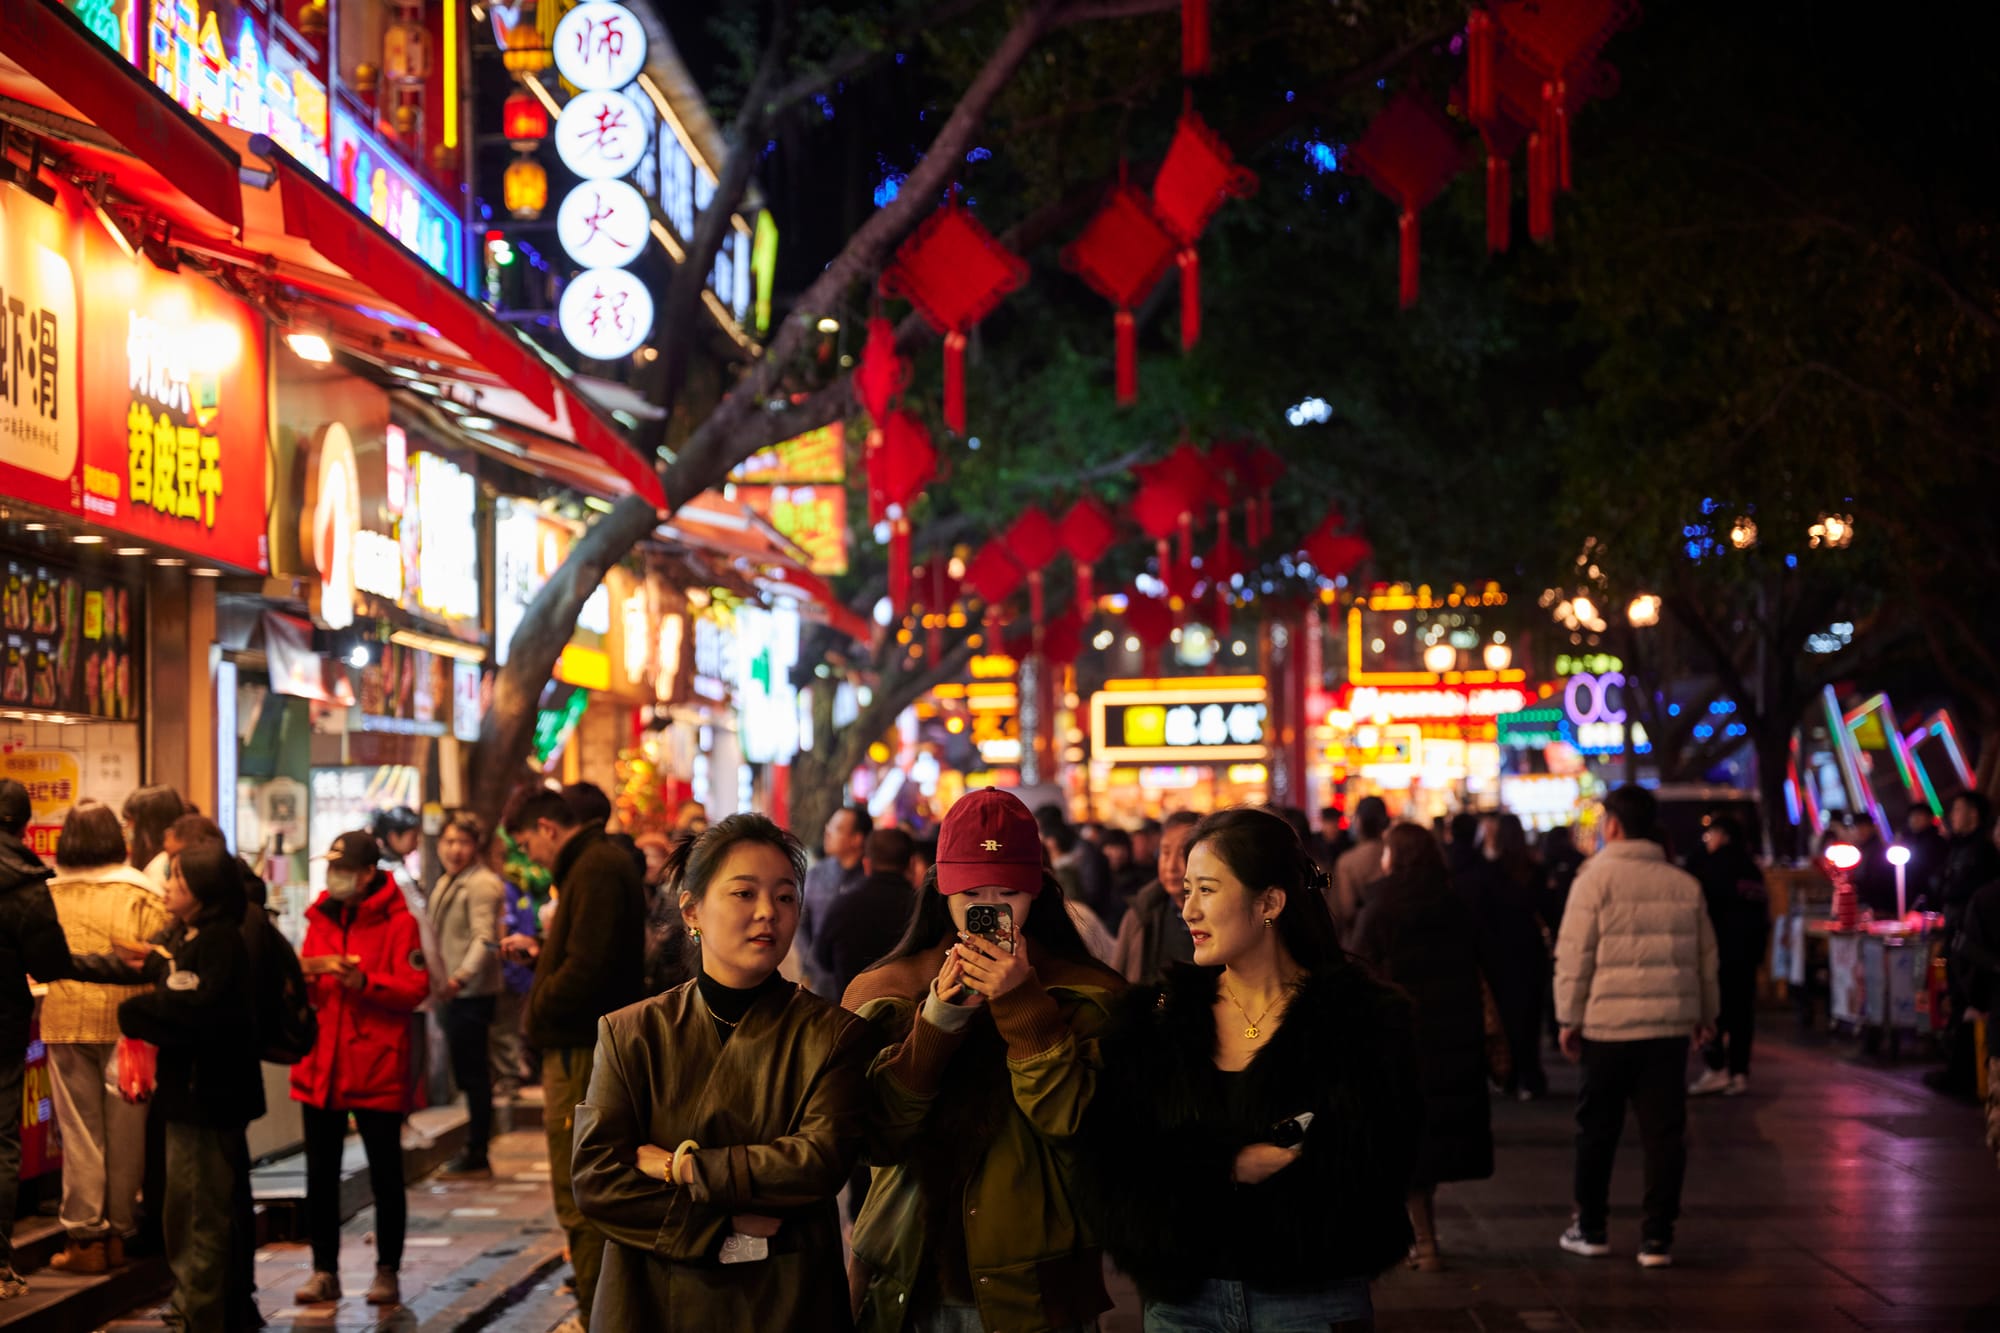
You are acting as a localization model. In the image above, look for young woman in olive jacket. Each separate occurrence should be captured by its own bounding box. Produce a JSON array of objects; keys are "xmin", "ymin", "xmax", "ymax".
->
[
  {"xmin": 1078, "ymin": 808, "xmax": 1422, "ymax": 1332},
  {"xmin": 842, "ymin": 788, "xmax": 1124, "ymax": 1333},
  {"xmin": 570, "ymin": 815, "xmax": 875, "ymax": 1331}
]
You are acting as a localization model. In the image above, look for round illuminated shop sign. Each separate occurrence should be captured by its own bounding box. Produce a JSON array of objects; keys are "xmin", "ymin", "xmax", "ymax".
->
[
  {"xmin": 305, "ymin": 422, "xmax": 360, "ymax": 631},
  {"xmin": 555, "ymin": 89, "xmax": 648, "ymax": 180},
  {"xmin": 559, "ymin": 267, "xmax": 654, "ymax": 360},
  {"xmin": 553, "ymin": 2, "xmax": 648, "ymax": 92},
  {"xmin": 557, "ymin": 179, "xmax": 650, "ymax": 269}
]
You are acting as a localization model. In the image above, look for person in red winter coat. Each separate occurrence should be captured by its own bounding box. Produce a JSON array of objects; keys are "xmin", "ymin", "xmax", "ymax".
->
[{"xmin": 290, "ymin": 832, "xmax": 430, "ymax": 1310}]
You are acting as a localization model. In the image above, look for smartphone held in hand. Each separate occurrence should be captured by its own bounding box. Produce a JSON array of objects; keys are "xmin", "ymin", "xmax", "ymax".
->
[{"xmin": 964, "ymin": 903, "xmax": 1016, "ymax": 954}]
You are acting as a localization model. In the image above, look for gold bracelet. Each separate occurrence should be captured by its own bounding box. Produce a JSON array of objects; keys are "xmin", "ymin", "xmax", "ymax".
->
[{"xmin": 669, "ymin": 1139, "xmax": 700, "ymax": 1185}]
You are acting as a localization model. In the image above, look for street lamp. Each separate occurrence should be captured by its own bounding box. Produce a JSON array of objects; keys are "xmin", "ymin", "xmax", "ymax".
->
[
  {"xmin": 1423, "ymin": 642, "xmax": 1456, "ymax": 673},
  {"xmin": 1482, "ymin": 642, "xmax": 1512, "ymax": 671},
  {"xmin": 1886, "ymin": 843, "xmax": 1911, "ymax": 919}
]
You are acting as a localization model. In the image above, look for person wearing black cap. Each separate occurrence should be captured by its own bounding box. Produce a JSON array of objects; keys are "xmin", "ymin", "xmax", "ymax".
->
[
  {"xmin": 0, "ymin": 779, "xmax": 76, "ymax": 1299},
  {"xmin": 290, "ymin": 831, "xmax": 432, "ymax": 1308},
  {"xmin": 843, "ymin": 789, "xmax": 1124, "ymax": 1333}
]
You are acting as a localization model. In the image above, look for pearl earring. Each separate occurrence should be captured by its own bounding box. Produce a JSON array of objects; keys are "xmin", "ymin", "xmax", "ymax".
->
[{"xmin": 1263, "ymin": 918, "xmax": 1274, "ymax": 928}]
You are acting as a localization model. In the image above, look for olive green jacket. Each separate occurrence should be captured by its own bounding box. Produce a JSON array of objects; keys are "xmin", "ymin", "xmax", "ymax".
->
[{"xmin": 843, "ymin": 946, "xmax": 1121, "ymax": 1333}]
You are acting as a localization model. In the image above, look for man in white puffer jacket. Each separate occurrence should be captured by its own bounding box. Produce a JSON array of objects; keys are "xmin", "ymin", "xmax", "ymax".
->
[{"xmin": 1553, "ymin": 785, "xmax": 1719, "ymax": 1271}]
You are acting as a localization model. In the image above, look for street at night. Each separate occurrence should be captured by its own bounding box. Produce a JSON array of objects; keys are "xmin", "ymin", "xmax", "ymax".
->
[{"xmin": 3, "ymin": 0, "xmax": 2000, "ymax": 1329}]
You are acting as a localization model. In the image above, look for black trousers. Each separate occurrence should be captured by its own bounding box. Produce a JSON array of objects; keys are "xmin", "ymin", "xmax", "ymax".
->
[
  {"xmin": 1574, "ymin": 1036, "xmax": 1689, "ymax": 1246},
  {"xmin": 302, "ymin": 1104, "xmax": 406, "ymax": 1273},
  {"xmin": 0, "ymin": 1052, "xmax": 21, "ymax": 1269},
  {"xmin": 441, "ymin": 996, "xmax": 496, "ymax": 1161},
  {"xmin": 1703, "ymin": 950, "xmax": 1761, "ymax": 1076}
]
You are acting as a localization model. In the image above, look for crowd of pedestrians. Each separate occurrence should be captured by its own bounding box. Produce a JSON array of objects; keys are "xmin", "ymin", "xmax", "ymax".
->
[{"xmin": 7, "ymin": 763, "xmax": 2000, "ymax": 1331}]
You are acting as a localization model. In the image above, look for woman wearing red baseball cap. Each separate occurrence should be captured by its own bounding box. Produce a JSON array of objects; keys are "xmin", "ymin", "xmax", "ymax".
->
[
  {"xmin": 843, "ymin": 788, "xmax": 1124, "ymax": 1333},
  {"xmin": 1075, "ymin": 806, "xmax": 1424, "ymax": 1330}
]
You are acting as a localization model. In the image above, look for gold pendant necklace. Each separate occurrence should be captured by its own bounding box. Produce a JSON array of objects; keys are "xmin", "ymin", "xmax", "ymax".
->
[{"xmin": 1221, "ymin": 978, "xmax": 1284, "ymax": 1040}]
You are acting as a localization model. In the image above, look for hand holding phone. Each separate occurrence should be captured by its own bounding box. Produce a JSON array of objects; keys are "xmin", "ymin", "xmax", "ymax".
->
[{"xmin": 963, "ymin": 903, "xmax": 1016, "ymax": 954}]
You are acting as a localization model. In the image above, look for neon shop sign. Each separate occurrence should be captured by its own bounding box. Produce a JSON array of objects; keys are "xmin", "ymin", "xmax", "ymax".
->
[{"xmin": 332, "ymin": 109, "xmax": 469, "ymax": 293}]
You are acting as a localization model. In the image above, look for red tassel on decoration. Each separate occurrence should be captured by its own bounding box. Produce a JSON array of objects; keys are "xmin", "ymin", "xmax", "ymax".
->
[
  {"xmin": 1397, "ymin": 210, "xmax": 1420, "ymax": 309},
  {"xmin": 865, "ymin": 428, "xmax": 885, "ymax": 524},
  {"xmin": 1155, "ymin": 537, "xmax": 1172, "ymax": 583},
  {"xmin": 1182, "ymin": 0, "xmax": 1209, "ymax": 77},
  {"xmin": 1115, "ymin": 310, "xmax": 1138, "ymax": 405},
  {"xmin": 1177, "ymin": 249, "xmax": 1200, "ymax": 350},
  {"xmin": 1029, "ymin": 570, "xmax": 1046, "ymax": 630},
  {"xmin": 1076, "ymin": 563, "xmax": 1094, "ymax": 614},
  {"xmin": 889, "ymin": 518, "xmax": 911, "ymax": 615},
  {"xmin": 1467, "ymin": 10, "xmax": 1496, "ymax": 124},
  {"xmin": 942, "ymin": 330, "xmax": 968, "ymax": 435},
  {"xmin": 1552, "ymin": 78, "xmax": 1572, "ymax": 191},
  {"xmin": 1485, "ymin": 151, "xmax": 1511, "ymax": 254},
  {"xmin": 1177, "ymin": 511, "xmax": 1195, "ymax": 570},
  {"xmin": 929, "ymin": 560, "xmax": 946, "ymax": 659},
  {"xmin": 1213, "ymin": 588, "xmax": 1231, "ymax": 639},
  {"xmin": 1527, "ymin": 129, "xmax": 1554, "ymax": 244}
]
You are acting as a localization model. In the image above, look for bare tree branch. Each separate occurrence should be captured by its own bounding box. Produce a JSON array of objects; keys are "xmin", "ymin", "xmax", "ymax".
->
[
  {"xmin": 662, "ymin": 0, "xmax": 1067, "ymax": 510},
  {"xmin": 764, "ymin": 0, "xmax": 990, "ymax": 115}
]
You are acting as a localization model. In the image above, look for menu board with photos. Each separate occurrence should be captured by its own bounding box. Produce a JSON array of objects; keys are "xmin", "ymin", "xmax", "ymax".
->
[{"xmin": 0, "ymin": 556, "xmax": 137, "ymax": 718}]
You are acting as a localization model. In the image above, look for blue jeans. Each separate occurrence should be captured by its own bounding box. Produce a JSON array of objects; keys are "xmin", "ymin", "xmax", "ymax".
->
[{"xmin": 1144, "ymin": 1278, "xmax": 1373, "ymax": 1332}]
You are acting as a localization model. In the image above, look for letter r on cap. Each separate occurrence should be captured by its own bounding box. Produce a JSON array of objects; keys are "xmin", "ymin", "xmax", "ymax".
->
[{"xmin": 981, "ymin": 839, "xmax": 1001, "ymax": 851}]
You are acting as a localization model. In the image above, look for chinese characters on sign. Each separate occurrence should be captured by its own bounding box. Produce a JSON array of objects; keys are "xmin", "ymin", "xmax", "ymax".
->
[
  {"xmin": 551, "ymin": 1, "xmax": 657, "ymax": 360},
  {"xmin": 0, "ymin": 191, "xmax": 80, "ymax": 510},
  {"xmin": 3, "ymin": 749, "xmax": 80, "ymax": 861},
  {"xmin": 122, "ymin": 312, "xmax": 226, "ymax": 529},
  {"xmin": 557, "ymin": 180, "xmax": 649, "ymax": 269},
  {"xmin": 558, "ymin": 267, "xmax": 653, "ymax": 360},
  {"xmin": 733, "ymin": 484, "xmax": 849, "ymax": 577},
  {"xmin": 145, "ymin": 3, "xmax": 330, "ymax": 178},
  {"xmin": 331, "ymin": 110, "xmax": 469, "ymax": 292},
  {"xmin": 553, "ymin": 2, "xmax": 648, "ymax": 90},
  {"xmin": 1091, "ymin": 684, "xmax": 1271, "ymax": 763}
]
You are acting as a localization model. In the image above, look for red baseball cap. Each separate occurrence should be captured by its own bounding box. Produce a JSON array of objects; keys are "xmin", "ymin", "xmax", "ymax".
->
[{"xmin": 935, "ymin": 789, "xmax": 1045, "ymax": 896}]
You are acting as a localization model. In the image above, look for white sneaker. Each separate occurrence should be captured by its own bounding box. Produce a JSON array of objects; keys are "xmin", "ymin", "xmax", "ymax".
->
[
  {"xmin": 1724, "ymin": 1074, "xmax": 1749, "ymax": 1096},
  {"xmin": 1688, "ymin": 1068, "xmax": 1731, "ymax": 1096},
  {"xmin": 1559, "ymin": 1224, "xmax": 1611, "ymax": 1257}
]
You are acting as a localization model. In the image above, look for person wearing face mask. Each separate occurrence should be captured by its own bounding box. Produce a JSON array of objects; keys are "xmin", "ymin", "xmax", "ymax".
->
[
  {"xmin": 1079, "ymin": 808, "xmax": 1421, "ymax": 1329},
  {"xmin": 570, "ymin": 814, "xmax": 875, "ymax": 1330},
  {"xmin": 1111, "ymin": 810, "xmax": 1202, "ymax": 984},
  {"xmin": 842, "ymin": 789, "xmax": 1124, "ymax": 1333},
  {"xmin": 289, "ymin": 832, "xmax": 432, "ymax": 1309}
]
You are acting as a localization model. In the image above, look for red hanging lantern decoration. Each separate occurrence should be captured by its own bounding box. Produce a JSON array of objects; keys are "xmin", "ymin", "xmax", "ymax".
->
[
  {"xmin": 963, "ymin": 541, "xmax": 1025, "ymax": 608},
  {"xmin": 1236, "ymin": 445, "xmax": 1286, "ymax": 549},
  {"xmin": 1063, "ymin": 184, "xmax": 1179, "ymax": 406},
  {"xmin": 914, "ymin": 556, "xmax": 962, "ymax": 660},
  {"xmin": 855, "ymin": 314, "xmax": 913, "ymax": 523},
  {"xmin": 873, "ymin": 410, "xmax": 937, "ymax": 614},
  {"xmin": 1151, "ymin": 106, "xmax": 1258, "ymax": 350},
  {"xmin": 1466, "ymin": 9, "xmax": 1499, "ymax": 126},
  {"xmin": 1183, "ymin": 0, "xmax": 1209, "ymax": 77},
  {"xmin": 878, "ymin": 199, "xmax": 1027, "ymax": 436},
  {"xmin": 1494, "ymin": 48, "xmax": 1619, "ymax": 245},
  {"xmin": 1123, "ymin": 588, "xmax": 1176, "ymax": 677},
  {"xmin": 1131, "ymin": 454, "xmax": 1203, "ymax": 579},
  {"xmin": 1345, "ymin": 94, "xmax": 1466, "ymax": 309},
  {"xmin": 502, "ymin": 90, "xmax": 549, "ymax": 147},
  {"xmin": 1040, "ymin": 606, "xmax": 1084, "ymax": 668},
  {"xmin": 1301, "ymin": 516, "xmax": 1373, "ymax": 581},
  {"xmin": 1002, "ymin": 506, "xmax": 1063, "ymax": 633},
  {"xmin": 1058, "ymin": 497, "xmax": 1117, "ymax": 612},
  {"xmin": 1494, "ymin": 0, "xmax": 1637, "ymax": 240}
]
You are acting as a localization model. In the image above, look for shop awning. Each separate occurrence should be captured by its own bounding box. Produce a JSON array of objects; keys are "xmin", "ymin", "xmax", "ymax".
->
[
  {"xmin": 0, "ymin": 0, "xmax": 665, "ymax": 508},
  {"xmin": 658, "ymin": 495, "xmax": 874, "ymax": 645}
]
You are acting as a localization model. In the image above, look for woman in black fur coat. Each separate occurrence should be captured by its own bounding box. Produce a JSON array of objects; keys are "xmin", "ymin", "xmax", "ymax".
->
[{"xmin": 1078, "ymin": 807, "xmax": 1422, "ymax": 1331}]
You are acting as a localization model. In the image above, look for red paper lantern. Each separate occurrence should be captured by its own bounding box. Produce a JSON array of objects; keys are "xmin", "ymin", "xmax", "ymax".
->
[
  {"xmin": 1301, "ymin": 517, "xmax": 1373, "ymax": 580},
  {"xmin": 855, "ymin": 315, "xmax": 913, "ymax": 523},
  {"xmin": 1063, "ymin": 185, "xmax": 1179, "ymax": 405},
  {"xmin": 1344, "ymin": 94, "xmax": 1466, "ymax": 308},
  {"xmin": 1003, "ymin": 506, "xmax": 1063, "ymax": 629},
  {"xmin": 872, "ymin": 410, "xmax": 937, "ymax": 613},
  {"xmin": 1124, "ymin": 588, "xmax": 1176, "ymax": 675},
  {"xmin": 1151, "ymin": 108, "xmax": 1258, "ymax": 349},
  {"xmin": 879, "ymin": 200, "xmax": 1027, "ymax": 435},
  {"xmin": 503, "ymin": 90, "xmax": 549, "ymax": 147},
  {"xmin": 1059, "ymin": 497, "xmax": 1117, "ymax": 610},
  {"xmin": 1183, "ymin": 0, "xmax": 1209, "ymax": 77},
  {"xmin": 1217, "ymin": 443, "xmax": 1285, "ymax": 548},
  {"xmin": 964, "ymin": 541, "xmax": 1026, "ymax": 606},
  {"xmin": 1483, "ymin": 0, "xmax": 1638, "ymax": 241},
  {"xmin": 1041, "ymin": 606, "xmax": 1084, "ymax": 668}
]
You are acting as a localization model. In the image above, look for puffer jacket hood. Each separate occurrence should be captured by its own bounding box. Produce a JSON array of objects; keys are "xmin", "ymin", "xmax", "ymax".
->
[
  {"xmin": 1554, "ymin": 838, "xmax": 1721, "ymax": 1041},
  {"xmin": 0, "ymin": 830, "xmax": 52, "ymax": 895}
]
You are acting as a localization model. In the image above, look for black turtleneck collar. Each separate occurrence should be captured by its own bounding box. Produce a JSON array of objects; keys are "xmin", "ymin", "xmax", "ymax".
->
[{"xmin": 696, "ymin": 968, "xmax": 794, "ymax": 1041}]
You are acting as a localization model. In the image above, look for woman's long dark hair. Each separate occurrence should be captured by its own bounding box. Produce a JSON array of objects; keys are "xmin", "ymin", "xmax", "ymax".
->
[
  {"xmin": 1493, "ymin": 813, "xmax": 1536, "ymax": 887},
  {"xmin": 1185, "ymin": 807, "xmax": 1344, "ymax": 971},
  {"xmin": 176, "ymin": 840, "xmax": 247, "ymax": 925},
  {"xmin": 873, "ymin": 867, "xmax": 1095, "ymax": 972},
  {"xmin": 1378, "ymin": 822, "xmax": 1452, "ymax": 897},
  {"xmin": 124, "ymin": 785, "xmax": 184, "ymax": 871}
]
